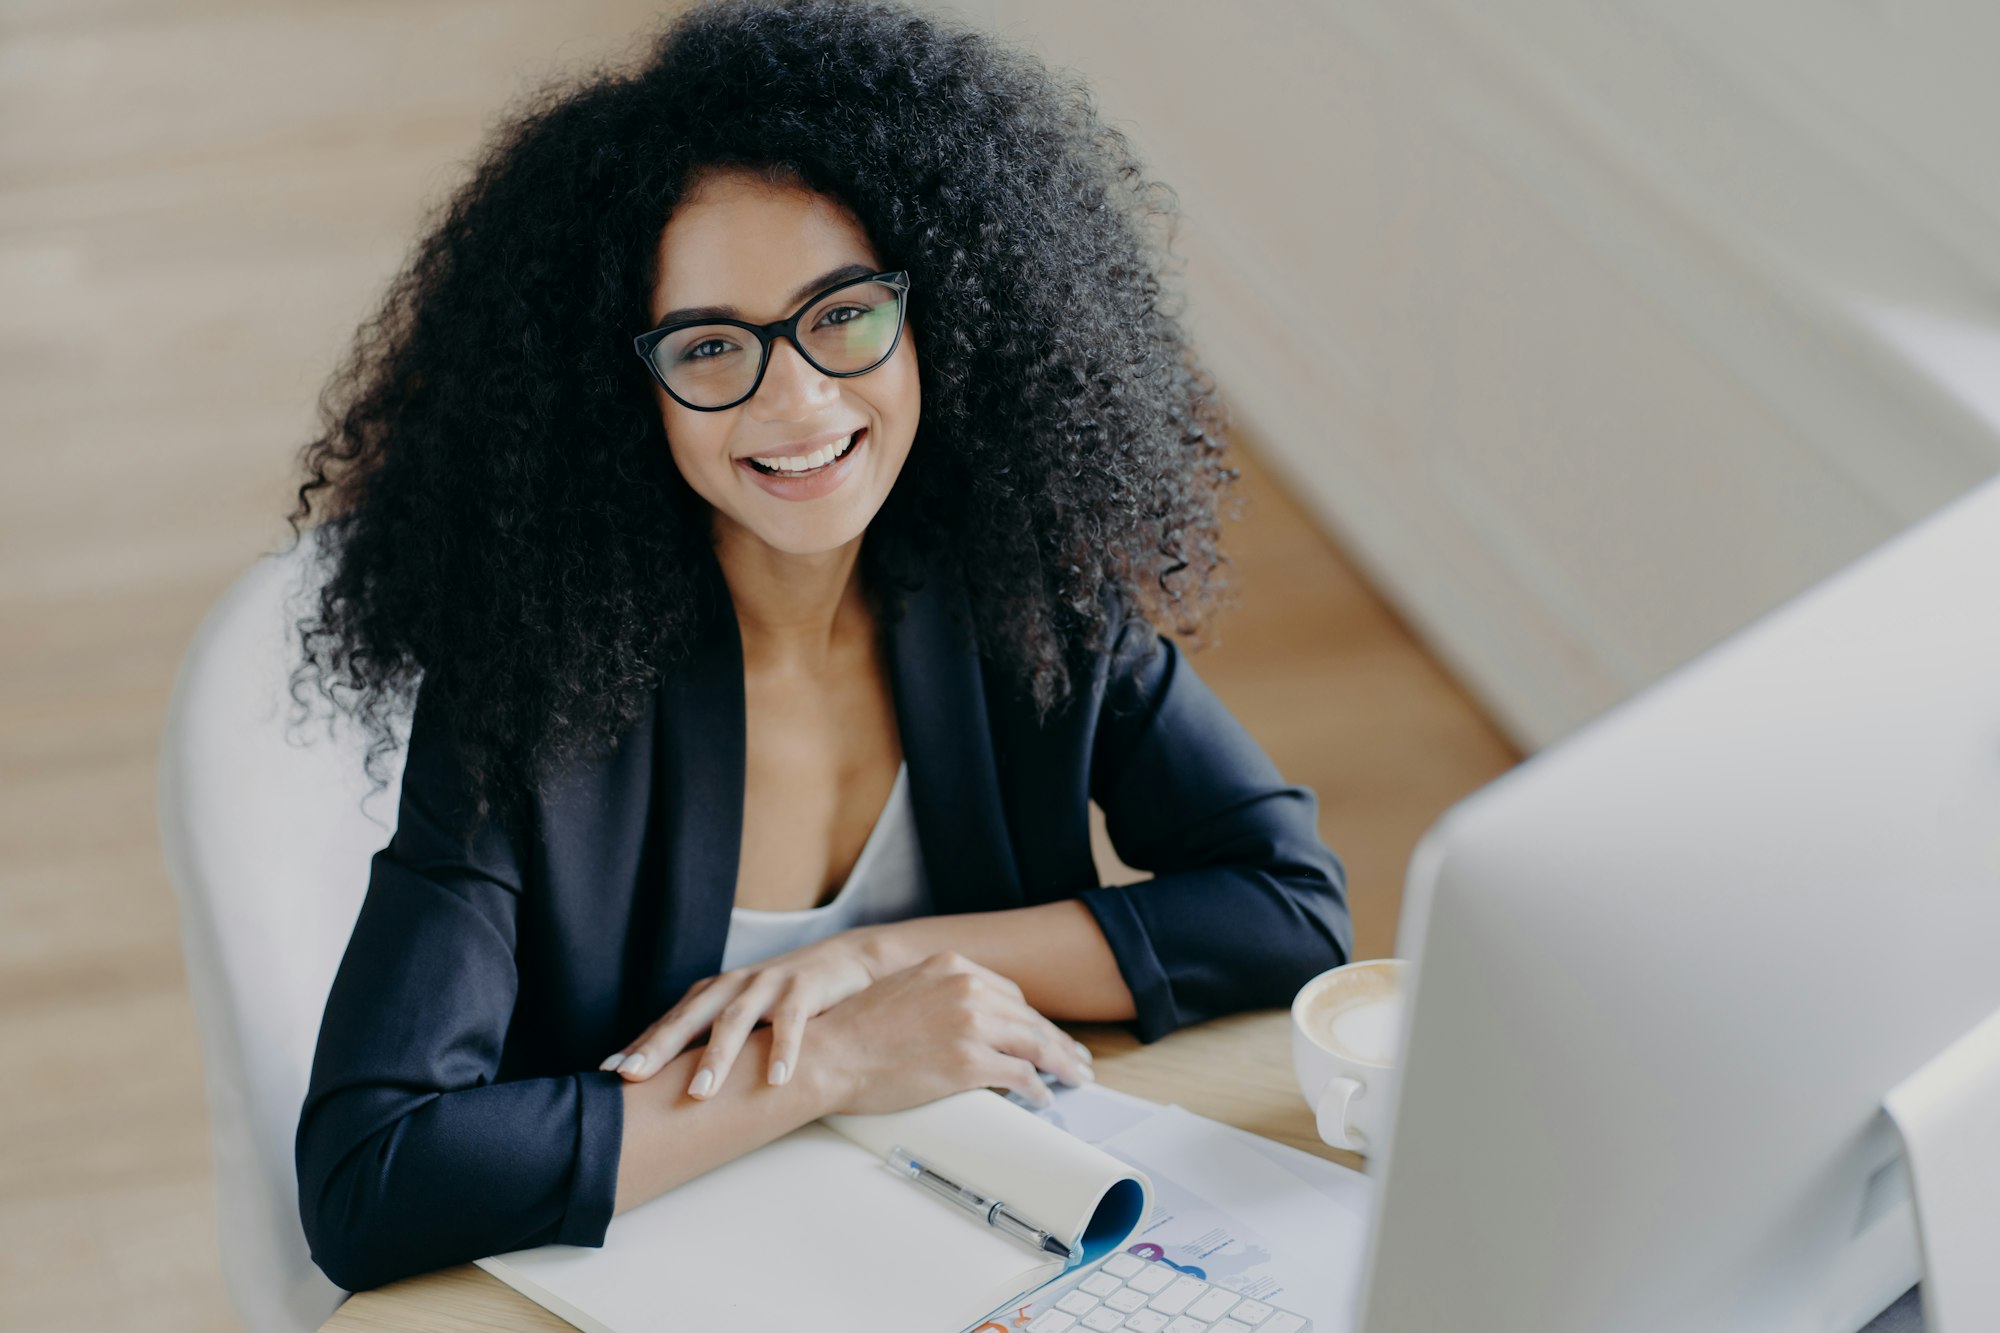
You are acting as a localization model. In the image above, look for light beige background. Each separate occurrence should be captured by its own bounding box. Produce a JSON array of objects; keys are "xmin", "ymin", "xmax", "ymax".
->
[{"xmin": 942, "ymin": 0, "xmax": 2000, "ymax": 748}]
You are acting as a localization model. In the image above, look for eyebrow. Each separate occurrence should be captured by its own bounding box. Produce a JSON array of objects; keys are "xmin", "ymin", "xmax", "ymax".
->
[{"xmin": 652, "ymin": 262, "xmax": 878, "ymax": 327}]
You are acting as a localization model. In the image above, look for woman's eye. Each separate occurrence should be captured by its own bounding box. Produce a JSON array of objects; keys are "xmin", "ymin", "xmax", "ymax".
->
[
  {"xmin": 815, "ymin": 304, "xmax": 868, "ymax": 328},
  {"xmin": 681, "ymin": 338, "xmax": 736, "ymax": 362}
]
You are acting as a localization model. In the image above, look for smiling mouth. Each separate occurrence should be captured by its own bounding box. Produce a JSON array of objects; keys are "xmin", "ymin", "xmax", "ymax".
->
[{"xmin": 742, "ymin": 429, "xmax": 865, "ymax": 478}]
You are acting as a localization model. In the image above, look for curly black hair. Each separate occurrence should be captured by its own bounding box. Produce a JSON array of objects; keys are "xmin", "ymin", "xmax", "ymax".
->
[{"xmin": 284, "ymin": 0, "xmax": 1241, "ymax": 838}]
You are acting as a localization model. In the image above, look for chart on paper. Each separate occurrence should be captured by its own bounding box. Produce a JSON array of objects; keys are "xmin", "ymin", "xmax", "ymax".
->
[{"xmin": 977, "ymin": 1083, "xmax": 1374, "ymax": 1332}]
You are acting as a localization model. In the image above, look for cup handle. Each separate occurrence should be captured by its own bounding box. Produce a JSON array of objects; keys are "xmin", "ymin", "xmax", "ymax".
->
[{"xmin": 1315, "ymin": 1075, "xmax": 1369, "ymax": 1151}]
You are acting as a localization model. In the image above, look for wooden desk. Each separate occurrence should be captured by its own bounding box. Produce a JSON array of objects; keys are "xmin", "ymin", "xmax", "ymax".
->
[{"xmin": 320, "ymin": 1009, "xmax": 1356, "ymax": 1331}]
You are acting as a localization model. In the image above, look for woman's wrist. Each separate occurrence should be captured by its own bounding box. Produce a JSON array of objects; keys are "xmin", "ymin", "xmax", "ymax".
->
[
  {"xmin": 794, "ymin": 1040, "xmax": 859, "ymax": 1118},
  {"xmin": 852, "ymin": 922, "xmax": 918, "ymax": 980}
]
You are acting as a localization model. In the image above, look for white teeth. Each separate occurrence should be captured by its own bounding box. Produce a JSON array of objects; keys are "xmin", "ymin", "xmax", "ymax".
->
[{"xmin": 750, "ymin": 431, "xmax": 858, "ymax": 475}]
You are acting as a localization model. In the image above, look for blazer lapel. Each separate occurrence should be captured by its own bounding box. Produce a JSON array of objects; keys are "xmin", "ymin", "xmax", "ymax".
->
[
  {"xmin": 647, "ymin": 551, "xmax": 1025, "ymax": 1016},
  {"xmin": 647, "ymin": 550, "xmax": 744, "ymax": 1016},
  {"xmin": 887, "ymin": 567, "xmax": 1025, "ymax": 917}
]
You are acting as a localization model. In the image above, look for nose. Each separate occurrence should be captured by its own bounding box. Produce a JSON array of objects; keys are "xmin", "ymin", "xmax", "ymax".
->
[{"xmin": 747, "ymin": 336, "xmax": 840, "ymax": 421}]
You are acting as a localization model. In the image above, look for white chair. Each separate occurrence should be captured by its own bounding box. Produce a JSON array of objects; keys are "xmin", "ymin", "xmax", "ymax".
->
[{"xmin": 156, "ymin": 531, "xmax": 413, "ymax": 1333}]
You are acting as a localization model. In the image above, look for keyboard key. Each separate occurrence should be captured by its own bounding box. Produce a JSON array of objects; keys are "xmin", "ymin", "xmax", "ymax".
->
[
  {"xmin": 1186, "ymin": 1287, "xmax": 1243, "ymax": 1322},
  {"xmin": 1148, "ymin": 1276, "xmax": 1208, "ymax": 1315},
  {"xmin": 1103, "ymin": 1252, "xmax": 1146, "ymax": 1280},
  {"xmin": 1025, "ymin": 1253, "xmax": 1311, "ymax": 1333},
  {"xmin": 1057, "ymin": 1291, "xmax": 1101, "ymax": 1317}
]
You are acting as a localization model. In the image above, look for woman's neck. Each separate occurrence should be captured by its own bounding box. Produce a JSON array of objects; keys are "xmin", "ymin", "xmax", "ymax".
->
[{"xmin": 711, "ymin": 524, "xmax": 872, "ymax": 678}]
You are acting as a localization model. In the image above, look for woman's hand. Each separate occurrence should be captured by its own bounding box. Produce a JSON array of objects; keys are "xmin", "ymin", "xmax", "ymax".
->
[
  {"xmin": 598, "ymin": 931, "xmax": 886, "ymax": 1099},
  {"xmin": 810, "ymin": 950, "xmax": 1096, "ymax": 1115}
]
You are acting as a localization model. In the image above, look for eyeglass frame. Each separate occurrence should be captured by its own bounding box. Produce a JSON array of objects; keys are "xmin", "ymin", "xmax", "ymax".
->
[{"xmin": 631, "ymin": 269, "xmax": 913, "ymax": 412}]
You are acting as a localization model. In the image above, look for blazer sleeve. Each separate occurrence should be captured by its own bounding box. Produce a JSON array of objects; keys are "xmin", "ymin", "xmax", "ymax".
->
[
  {"xmin": 294, "ymin": 687, "xmax": 624, "ymax": 1293},
  {"xmin": 1077, "ymin": 623, "xmax": 1354, "ymax": 1043}
]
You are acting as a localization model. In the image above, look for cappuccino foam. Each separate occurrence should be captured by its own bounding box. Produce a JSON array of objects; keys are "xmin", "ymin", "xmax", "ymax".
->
[{"xmin": 1303, "ymin": 968, "xmax": 1404, "ymax": 1064}]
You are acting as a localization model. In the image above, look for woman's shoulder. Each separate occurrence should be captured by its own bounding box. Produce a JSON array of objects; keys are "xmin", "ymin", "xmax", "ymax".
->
[{"xmin": 397, "ymin": 670, "xmax": 657, "ymax": 866}]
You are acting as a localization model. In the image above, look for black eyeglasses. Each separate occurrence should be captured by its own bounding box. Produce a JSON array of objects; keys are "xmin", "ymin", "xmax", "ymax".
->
[{"xmin": 632, "ymin": 270, "xmax": 911, "ymax": 412}]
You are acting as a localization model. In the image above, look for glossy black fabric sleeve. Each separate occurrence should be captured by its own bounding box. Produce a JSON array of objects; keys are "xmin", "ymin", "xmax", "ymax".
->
[
  {"xmin": 1078, "ymin": 628, "xmax": 1353, "ymax": 1043},
  {"xmin": 294, "ymin": 691, "xmax": 625, "ymax": 1293}
]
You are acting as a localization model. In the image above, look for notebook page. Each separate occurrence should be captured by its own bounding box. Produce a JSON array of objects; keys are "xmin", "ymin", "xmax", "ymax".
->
[
  {"xmin": 476, "ymin": 1119, "xmax": 1059, "ymax": 1333},
  {"xmin": 826, "ymin": 1089, "xmax": 1154, "ymax": 1269}
]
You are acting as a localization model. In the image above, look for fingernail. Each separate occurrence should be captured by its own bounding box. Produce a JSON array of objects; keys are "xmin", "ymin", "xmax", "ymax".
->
[
  {"xmin": 1077, "ymin": 1063, "xmax": 1095, "ymax": 1082},
  {"xmin": 599, "ymin": 1054, "xmax": 625, "ymax": 1072},
  {"xmin": 690, "ymin": 1068, "xmax": 716, "ymax": 1098},
  {"xmin": 618, "ymin": 1052, "xmax": 648, "ymax": 1077},
  {"xmin": 1072, "ymin": 1042, "xmax": 1093, "ymax": 1064},
  {"xmin": 770, "ymin": 1060, "xmax": 789, "ymax": 1086}
]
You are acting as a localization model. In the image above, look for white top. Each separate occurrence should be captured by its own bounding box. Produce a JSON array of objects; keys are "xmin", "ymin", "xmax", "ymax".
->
[{"xmin": 718, "ymin": 760, "xmax": 933, "ymax": 973}]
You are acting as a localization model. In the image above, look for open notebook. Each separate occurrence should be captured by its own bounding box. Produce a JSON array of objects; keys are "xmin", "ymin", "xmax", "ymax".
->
[{"xmin": 474, "ymin": 1087, "xmax": 1155, "ymax": 1333}]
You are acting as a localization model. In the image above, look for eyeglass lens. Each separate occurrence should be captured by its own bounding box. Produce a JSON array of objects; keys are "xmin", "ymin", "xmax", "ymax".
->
[{"xmin": 651, "ymin": 280, "xmax": 904, "ymax": 409}]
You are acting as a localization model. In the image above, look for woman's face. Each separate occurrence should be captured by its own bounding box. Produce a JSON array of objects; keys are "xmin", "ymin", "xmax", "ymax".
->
[{"xmin": 646, "ymin": 169, "xmax": 920, "ymax": 558}]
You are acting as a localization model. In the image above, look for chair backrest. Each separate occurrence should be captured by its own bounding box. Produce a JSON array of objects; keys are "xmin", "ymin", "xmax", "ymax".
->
[{"xmin": 156, "ymin": 532, "xmax": 412, "ymax": 1333}]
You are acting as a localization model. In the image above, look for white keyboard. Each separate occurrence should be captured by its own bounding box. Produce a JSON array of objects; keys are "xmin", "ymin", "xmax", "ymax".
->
[{"xmin": 1019, "ymin": 1250, "xmax": 1312, "ymax": 1333}]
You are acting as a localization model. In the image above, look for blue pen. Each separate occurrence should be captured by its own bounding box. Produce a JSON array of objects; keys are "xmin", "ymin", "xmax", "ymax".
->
[{"xmin": 886, "ymin": 1144, "xmax": 1074, "ymax": 1261}]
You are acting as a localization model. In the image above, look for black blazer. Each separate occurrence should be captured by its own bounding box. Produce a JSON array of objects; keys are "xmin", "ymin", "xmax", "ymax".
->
[{"xmin": 295, "ymin": 555, "xmax": 1352, "ymax": 1292}]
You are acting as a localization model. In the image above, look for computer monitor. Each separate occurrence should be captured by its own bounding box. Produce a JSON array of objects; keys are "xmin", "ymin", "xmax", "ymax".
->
[{"xmin": 1355, "ymin": 474, "xmax": 2000, "ymax": 1333}]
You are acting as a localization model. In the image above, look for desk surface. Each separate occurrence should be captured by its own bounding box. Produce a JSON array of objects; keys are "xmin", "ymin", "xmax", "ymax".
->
[{"xmin": 320, "ymin": 1008, "xmax": 1347, "ymax": 1332}]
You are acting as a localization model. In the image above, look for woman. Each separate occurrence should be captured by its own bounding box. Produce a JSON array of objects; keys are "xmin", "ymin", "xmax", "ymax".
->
[{"xmin": 287, "ymin": 0, "xmax": 1351, "ymax": 1294}]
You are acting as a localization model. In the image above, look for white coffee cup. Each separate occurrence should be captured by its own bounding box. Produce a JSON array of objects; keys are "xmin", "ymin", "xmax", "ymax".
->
[{"xmin": 1290, "ymin": 957, "xmax": 1408, "ymax": 1155}]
